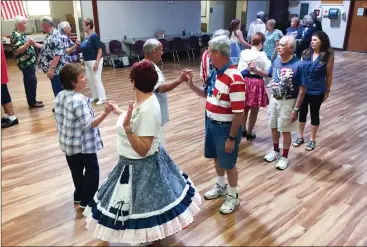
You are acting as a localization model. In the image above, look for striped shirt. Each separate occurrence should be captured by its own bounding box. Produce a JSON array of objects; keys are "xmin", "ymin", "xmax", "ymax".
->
[
  {"xmin": 206, "ymin": 65, "xmax": 246, "ymax": 122},
  {"xmin": 200, "ymin": 50, "xmax": 210, "ymax": 84}
]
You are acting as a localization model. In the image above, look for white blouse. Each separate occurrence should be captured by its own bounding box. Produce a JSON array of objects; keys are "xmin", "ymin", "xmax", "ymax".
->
[{"xmin": 237, "ymin": 47, "xmax": 271, "ymax": 75}]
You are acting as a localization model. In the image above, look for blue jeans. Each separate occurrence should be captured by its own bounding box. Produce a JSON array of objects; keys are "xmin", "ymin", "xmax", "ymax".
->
[
  {"xmin": 51, "ymin": 74, "xmax": 63, "ymax": 97},
  {"xmin": 204, "ymin": 119, "xmax": 242, "ymax": 169},
  {"xmin": 20, "ymin": 65, "xmax": 38, "ymax": 106}
]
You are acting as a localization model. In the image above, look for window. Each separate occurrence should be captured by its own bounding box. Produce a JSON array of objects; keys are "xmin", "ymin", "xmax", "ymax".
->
[{"xmin": 25, "ymin": 0, "xmax": 51, "ymax": 16}]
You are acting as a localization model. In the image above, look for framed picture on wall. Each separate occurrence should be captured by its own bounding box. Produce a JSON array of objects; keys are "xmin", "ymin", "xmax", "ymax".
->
[{"xmin": 201, "ymin": 1, "xmax": 207, "ymax": 17}]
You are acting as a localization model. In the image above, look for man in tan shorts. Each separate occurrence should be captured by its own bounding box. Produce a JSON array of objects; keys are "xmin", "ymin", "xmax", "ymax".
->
[{"xmin": 264, "ymin": 36, "xmax": 306, "ymax": 170}]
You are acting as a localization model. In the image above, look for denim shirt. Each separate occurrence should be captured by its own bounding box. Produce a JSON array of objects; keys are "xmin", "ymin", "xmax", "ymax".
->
[{"xmin": 302, "ymin": 53, "xmax": 327, "ymax": 95}]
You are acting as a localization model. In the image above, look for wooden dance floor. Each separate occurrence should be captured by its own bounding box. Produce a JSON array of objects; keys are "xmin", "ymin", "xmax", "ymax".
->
[{"xmin": 2, "ymin": 51, "xmax": 367, "ymax": 246}]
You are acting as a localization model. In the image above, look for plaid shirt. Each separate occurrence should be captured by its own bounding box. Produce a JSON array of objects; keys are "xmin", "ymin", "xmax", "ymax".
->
[
  {"xmin": 61, "ymin": 34, "xmax": 79, "ymax": 64},
  {"xmin": 55, "ymin": 90, "xmax": 103, "ymax": 156}
]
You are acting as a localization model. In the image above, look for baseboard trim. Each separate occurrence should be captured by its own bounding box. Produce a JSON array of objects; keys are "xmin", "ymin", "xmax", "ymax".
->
[{"xmin": 332, "ymin": 47, "xmax": 345, "ymax": 51}]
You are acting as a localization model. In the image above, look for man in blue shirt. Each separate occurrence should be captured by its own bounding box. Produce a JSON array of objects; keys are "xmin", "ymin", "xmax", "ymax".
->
[{"xmin": 257, "ymin": 36, "xmax": 306, "ymax": 170}]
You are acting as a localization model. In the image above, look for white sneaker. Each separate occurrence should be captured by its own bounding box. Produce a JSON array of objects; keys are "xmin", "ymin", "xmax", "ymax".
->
[
  {"xmin": 96, "ymin": 100, "xmax": 106, "ymax": 105},
  {"xmin": 220, "ymin": 194, "xmax": 240, "ymax": 214},
  {"xmin": 90, "ymin": 98, "xmax": 98, "ymax": 102},
  {"xmin": 204, "ymin": 183, "xmax": 227, "ymax": 200},
  {"xmin": 264, "ymin": 150, "xmax": 280, "ymax": 162},
  {"xmin": 276, "ymin": 156, "xmax": 289, "ymax": 170}
]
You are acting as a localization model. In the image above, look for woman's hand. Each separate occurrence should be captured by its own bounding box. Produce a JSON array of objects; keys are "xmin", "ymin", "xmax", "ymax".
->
[
  {"xmin": 123, "ymin": 102, "xmax": 133, "ymax": 128},
  {"xmin": 323, "ymin": 92, "xmax": 329, "ymax": 102},
  {"xmin": 107, "ymin": 100, "xmax": 123, "ymax": 115},
  {"xmin": 93, "ymin": 62, "xmax": 98, "ymax": 71}
]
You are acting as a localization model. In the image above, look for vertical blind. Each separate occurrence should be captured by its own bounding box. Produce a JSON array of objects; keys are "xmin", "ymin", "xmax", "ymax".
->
[{"xmin": 1, "ymin": 0, "xmax": 28, "ymax": 20}]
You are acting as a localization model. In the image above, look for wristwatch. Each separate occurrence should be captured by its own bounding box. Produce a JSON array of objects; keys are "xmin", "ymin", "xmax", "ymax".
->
[
  {"xmin": 293, "ymin": 108, "xmax": 300, "ymax": 112},
  {"xmin": 228, "ymin": 135, "xmax": 236, "ymax": 141}
]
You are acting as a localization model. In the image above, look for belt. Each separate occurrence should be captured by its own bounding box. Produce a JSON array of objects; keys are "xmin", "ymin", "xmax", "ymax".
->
[{"xmin": 208, "ymin": 118, "xmax": 232, "ymax": 125}]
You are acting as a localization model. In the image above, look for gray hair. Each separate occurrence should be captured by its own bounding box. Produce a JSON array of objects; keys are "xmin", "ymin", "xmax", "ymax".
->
[
  {"xmin": 281, "ymin": 35, "xmax": 297, "ymax": 51},
  {"xmin": 212, "ymin": 29, "xmax": 229, "ymax": 38},
  {"xmin": 14, "ymin": 15, "xmax": 27, "ymax": 26},
  {"xmin": 303, "ymin": 15, "xmax": 314, "ymax": 26},
  {"xmin": 143, "ymin": 39, "xmax": 160, "ymax": 54},
  {"xmin": 267, "ymin": 19, "xmax": 276, "ymax": 27},
  {"xmin": 58, "ymin": 21, "xmax": 71, "ymax": 35},
  {"xmin": 257, "ymin": 11, "xmax": 265, "ymax": 19},
  {"xmin": 40, "ymin": 16, "xmax": 55, "ymax": 27},
  {"xmin": 208, "ymin": 35, "xmax": 231, "ymax": 57}
]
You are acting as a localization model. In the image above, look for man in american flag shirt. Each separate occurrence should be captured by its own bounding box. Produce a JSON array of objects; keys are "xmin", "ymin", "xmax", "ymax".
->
[{"xmin": 187, "ymin": 35, "xmax": 245, "ymax": 215}]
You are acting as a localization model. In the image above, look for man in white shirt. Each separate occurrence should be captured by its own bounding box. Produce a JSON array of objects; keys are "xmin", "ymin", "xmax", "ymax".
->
[
  {"xmin": 247, "ymin": 11, "xmax": 266, "ymax": 41},
  {"xmin": 143, "ymin": 39, "xmax": 192, "ymax": 147}
]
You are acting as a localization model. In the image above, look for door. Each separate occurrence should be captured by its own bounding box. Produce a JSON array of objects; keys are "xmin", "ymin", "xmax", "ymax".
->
[
  {"xmin": 208, "ymin": 2, "xmax": 226, "ymax": 33},
  {"xmin": 346, "ymin": 0, "xmax": 367, "ymax": 52}
]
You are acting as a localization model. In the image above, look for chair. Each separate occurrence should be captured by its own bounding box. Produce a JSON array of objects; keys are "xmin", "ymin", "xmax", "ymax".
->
[
  {"xmin": 187, "ymin": 36, "xmax": 200, "ymax": 60},
  {"xmin": 200, "ymin": 34, "xmax": 211, "ymax": 49},
  {"xmin": 108, "ymin": 40, "xmax": 126, "ymax": 65},
  {"xmin": 133, "ymin": 40, "xmax": 145, "ymax": 61},
  {"xmin": 101, "ymin": 43, "xmax": 112, "ymax": 67},
  {"xmin": 158, "ymin": 38, "xmax": 171, "ymax": 65},
  {"xmin": 171, "ymin": 37, "xmax": 185, "ymax": 63}
]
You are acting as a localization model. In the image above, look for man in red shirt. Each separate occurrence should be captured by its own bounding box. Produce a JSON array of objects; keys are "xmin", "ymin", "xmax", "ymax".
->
[
  {"xmin": 1, "ymin": 44, "xmax": 19, "ymax": 128},
  {"xmin": 186, "ymin": 35, "xmax": 245, "ymax": 214}
]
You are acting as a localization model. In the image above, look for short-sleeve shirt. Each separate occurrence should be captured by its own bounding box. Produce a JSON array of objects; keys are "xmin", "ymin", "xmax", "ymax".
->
[
  {"xmin": 264, "ymin": 30, "xmax": 281, "ymax": 59},
  {"xmin": 10, "ymin": 29, "xmax": 37, "ymax": 69},
  {"xmin": 269, "ymin": 56, "xmax": 304, "ymax": 99},
  {"xmin": 286, "ymin": 27, "xmax": 301, "ymax": 39},
  {"xmin": 116, "ymin": 94, "xmax": 161, "ymax": 159},
  {"xmin": 80, "ymin": 32, "xmax": 102, "ymax": 61},
  {"xmin": 61, "ymin": 34, "xmax": 79, "ymax": 64},
  {"xmin": 55, "ymin": 90, "xmax": 104, "ymax": 156},
  {"xmin": 152, "ymin": 63, "xmax": 169, "ymax": 126},
  {"xmin": 206, "ymin": 65, "xmax": 246, "ymax": 122},
  {"xmin": 38, "ymin": 29, "xmax": 65, "ymax": 75}
]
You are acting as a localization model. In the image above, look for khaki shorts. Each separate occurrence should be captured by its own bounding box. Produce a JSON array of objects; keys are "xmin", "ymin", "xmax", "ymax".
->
[{"xmin": 268, "ymin": 97, "xmax": 298, "ymax": 133}]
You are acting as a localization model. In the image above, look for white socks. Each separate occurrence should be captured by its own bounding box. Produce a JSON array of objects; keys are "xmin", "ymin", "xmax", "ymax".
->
[
  {"xmin": 3, "ymin": 114, "xmax": 9, "ymax": 118},
  {"xmin": 217, "ymin": 176, "xmax": 225, "ymax": 188},
  {"xmin": 8, "ymin": 115, "xmax": 16, "ymax": 121},
  {"xmin": 217, "ymin": 176, "xmax": 237, "ymax": 197},
  {"xmin": 228, "ymin": 186, "xmax": 237, "ymax": 198}
]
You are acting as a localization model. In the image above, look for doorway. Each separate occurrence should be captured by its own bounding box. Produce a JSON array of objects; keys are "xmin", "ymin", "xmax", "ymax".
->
[{"xmin": 345, "ymin": 0, "xmax": 367, "ymax": 52}]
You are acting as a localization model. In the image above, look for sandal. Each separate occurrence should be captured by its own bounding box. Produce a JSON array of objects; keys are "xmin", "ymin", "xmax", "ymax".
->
[
  {"xmin": 292, "ymin": 137, "xmax": 304, "ymax": 147},
  {"xmin": 246, "ymin": 133, "xmax": 256, "ymax": 141},
  {"xmin": 305, "ymin": 141, "xmax": 316, "ymax": 151},
  {"xmin": 242, "ymin": 129, "xmax": 247, "ymax": 138}
]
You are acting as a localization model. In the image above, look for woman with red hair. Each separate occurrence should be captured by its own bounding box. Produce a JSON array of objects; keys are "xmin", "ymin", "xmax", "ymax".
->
[
  {"xmin": 83, "ymin": 60, "xmax": 201, "ymax": 246},
  {"xmin": 1, "ymin": 44, "xmax": 19, "ymax": 128}
]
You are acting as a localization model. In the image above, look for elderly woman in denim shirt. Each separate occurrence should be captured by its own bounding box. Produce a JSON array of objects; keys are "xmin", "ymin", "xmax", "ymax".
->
[{"xmin": 58, "ymin": 21, "xmax": 80, "ymax": 64}]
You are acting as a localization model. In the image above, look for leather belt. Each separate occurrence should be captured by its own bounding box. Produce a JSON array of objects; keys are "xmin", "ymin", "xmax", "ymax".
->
[{"xmin": 208, "ymin": 118, "xmax": 232, "ymax": 125}]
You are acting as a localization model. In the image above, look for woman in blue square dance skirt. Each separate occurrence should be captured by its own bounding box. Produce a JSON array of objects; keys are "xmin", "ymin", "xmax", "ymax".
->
[{"xmin": 83, "ymin": 60, "xmax": 201, "ymax": 245}]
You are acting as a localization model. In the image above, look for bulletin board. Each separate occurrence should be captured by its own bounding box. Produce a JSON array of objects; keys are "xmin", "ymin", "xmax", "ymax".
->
[{"xmin": 320, "ymin": 0, "xmax": 344, "ymax": 5}]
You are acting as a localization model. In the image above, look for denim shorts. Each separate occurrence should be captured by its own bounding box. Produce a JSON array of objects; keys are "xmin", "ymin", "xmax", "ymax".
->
[{"xmin": 204, "ymin": 119, "xmax": 242, "ymax": 169}]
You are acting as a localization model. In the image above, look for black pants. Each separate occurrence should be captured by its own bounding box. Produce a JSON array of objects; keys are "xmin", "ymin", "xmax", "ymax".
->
[
  {"xmin": 66, "ymin": 153, "xmax": 100, "ymax": 206},
  {"xmin": 299, "ymin": 94, "xmax": 325, "ymax": 126},
  {"xmin": 20, "ymin": 66, "xmax": 38, "ymax": 106}
]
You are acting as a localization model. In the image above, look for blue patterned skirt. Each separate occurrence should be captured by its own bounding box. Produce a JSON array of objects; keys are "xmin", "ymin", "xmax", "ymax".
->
[
  {"xmin": 83, "ymin": 146, "xmax": 201, "ymax": 244},
  {"xmin": 230, "ymin": 42, "xmax": 241, "ymax": 65}
]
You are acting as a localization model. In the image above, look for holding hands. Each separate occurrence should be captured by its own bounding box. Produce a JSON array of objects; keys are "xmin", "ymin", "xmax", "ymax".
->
[{"xmin": 180, "ymin": 69, "xmax": 193, "ymax": 83}]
